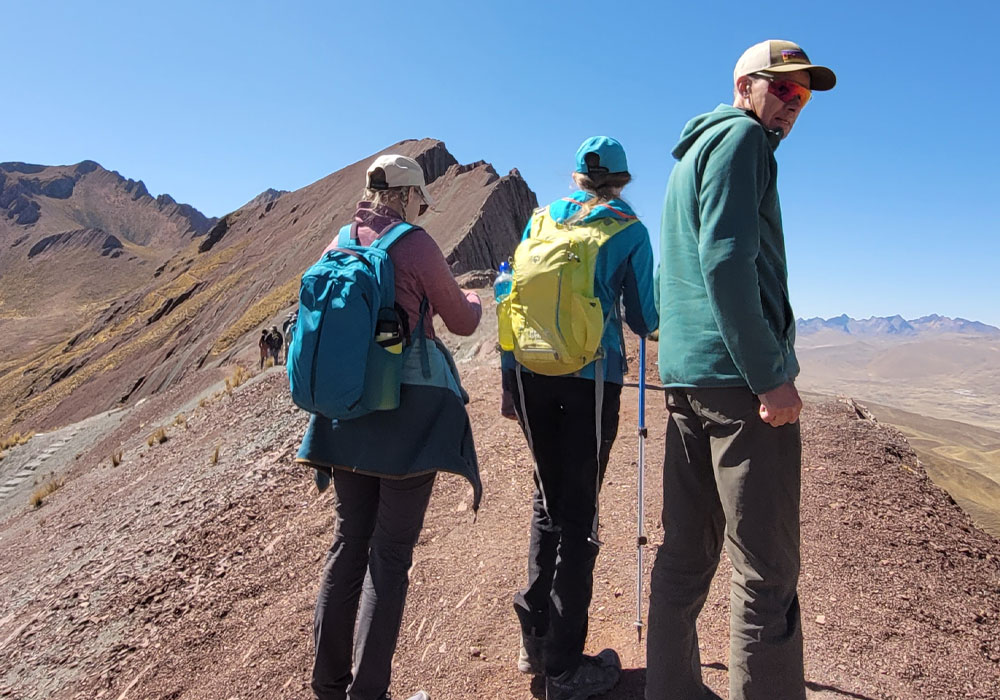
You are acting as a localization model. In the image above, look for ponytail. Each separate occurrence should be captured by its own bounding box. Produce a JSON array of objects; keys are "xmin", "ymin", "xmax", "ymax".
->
[{"xmin": 567, "ymin": 171, "xmax": 632, "ymax": 224}]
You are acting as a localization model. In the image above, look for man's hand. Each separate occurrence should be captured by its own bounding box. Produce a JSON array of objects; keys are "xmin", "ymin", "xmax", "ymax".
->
[{"xmin": 757, "ymin": 381, "xmax": 802, "ymax": 427}]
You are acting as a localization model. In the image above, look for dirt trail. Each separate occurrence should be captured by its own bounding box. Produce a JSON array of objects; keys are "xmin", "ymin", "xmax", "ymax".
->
[{"xmin": 0, "ymin": 343, "xmax": 998, "ymax": 699}]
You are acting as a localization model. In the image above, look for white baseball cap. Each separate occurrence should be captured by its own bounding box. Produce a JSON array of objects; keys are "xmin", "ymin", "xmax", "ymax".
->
[
  {"xmin": 366, "ymin": 154, "xmax": 435, "ymax": 208},
  {"xmin": 734, "ymin": 40, "xmax": 836, "ymax": 91}
]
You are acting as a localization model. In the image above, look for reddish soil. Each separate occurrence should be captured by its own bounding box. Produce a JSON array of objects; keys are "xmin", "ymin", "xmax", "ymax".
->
[{"xmin": 0, "ymin": 340, "xmax": 998, "ymax": 700}]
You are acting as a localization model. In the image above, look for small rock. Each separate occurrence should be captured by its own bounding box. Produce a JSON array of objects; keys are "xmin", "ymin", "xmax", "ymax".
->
[
  {"xmin": 816, "ymin": 614, "xmax": 826, "ymax": 624},
  {"xmin": 470, "ymin": 646, "xmax": 482, "ymax": 657}
]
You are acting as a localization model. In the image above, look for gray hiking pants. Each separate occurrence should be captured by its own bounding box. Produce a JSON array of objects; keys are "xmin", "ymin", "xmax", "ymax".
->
[
  {"xmin": 312, "ymin": 468, "xmax": 435, "ymax": 700},
  {"xmin": 646, "ymin": 387, "xmax": 804, "ymax": 700}
]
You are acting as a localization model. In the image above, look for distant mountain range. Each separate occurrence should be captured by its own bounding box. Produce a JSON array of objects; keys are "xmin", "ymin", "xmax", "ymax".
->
[{"xmin": 797, "ymin": 314, "xmax": 1000, "ymax": 337}]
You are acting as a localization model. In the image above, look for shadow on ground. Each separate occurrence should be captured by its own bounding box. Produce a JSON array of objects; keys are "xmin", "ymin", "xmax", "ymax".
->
[
  {"xmin": 528, "ymin": 668, "xmax": 647, "ymax": 699},
  {"xmin": 703, "ymin": 662, "xmax": 880, "ymax": 700}
]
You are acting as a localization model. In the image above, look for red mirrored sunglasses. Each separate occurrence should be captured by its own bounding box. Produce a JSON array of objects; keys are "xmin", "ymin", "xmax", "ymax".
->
[{"xmin": 763, "ymin": 77, "xmax": 812, "ymax": 107}]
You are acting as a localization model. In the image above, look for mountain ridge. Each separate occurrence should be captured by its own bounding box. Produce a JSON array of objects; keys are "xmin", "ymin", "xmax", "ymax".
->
[
  {"xmin": 0, "ymin": 139, "xmax": 536, "ymax": 436},
  {"xmin": 1, "ymin": 160, "xmax": 215, "ymax": 242},
  {"xmin": 797, "ymin": 313, "xmax": 1000, "ymax": 337}
]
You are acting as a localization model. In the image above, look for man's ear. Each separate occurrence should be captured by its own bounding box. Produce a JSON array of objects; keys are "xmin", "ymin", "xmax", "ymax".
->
[{"xmin": 735, "ymin": 75, "xmax": 752, "ymax": 97}]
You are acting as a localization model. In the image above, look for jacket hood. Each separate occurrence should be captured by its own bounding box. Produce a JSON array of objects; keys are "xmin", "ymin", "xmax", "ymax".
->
[{"xmin": 671, "ymin": 104, "xmax": 781, "ymax": 160}]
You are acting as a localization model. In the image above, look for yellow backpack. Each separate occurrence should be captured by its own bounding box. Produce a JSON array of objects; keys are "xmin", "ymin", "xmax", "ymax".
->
[{"xmin": 497, "ymin": 206, "xmax": 634, "ymax": 376}]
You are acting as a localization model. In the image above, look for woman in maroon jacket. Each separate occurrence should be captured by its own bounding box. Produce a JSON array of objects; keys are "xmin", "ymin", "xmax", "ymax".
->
[{"xmin": 297, "ymin": 154, "xmax": 482, "ymax": 700}]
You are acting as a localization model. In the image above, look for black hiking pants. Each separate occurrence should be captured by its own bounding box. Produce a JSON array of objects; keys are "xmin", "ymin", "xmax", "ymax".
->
[
  {"xmin": 507, "ymin": 369, "xmax": 622, "ymax": 676},
  {"xmin": 312, "ymin": 468, "xmax": 435, "ymax": 700}
]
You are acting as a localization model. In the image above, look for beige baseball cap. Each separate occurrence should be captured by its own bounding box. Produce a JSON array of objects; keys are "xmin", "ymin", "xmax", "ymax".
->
[
  {"xmin": 366, "ymin": 154, "xmax": 435, "ymax": 208},
  {"xmin": 734, "ymin": 40, "xmax": 836, "ymax": 91}
]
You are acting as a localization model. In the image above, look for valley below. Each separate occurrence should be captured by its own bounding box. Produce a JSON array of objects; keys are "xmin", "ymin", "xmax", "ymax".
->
[{"xmin": 797, "ymin": 329, "xmax": 1000, "ymax": 536}]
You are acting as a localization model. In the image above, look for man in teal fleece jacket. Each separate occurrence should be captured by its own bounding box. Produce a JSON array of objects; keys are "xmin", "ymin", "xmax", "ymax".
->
[{"xmin": 647, "ymin": 40, "xmax": 836, "ymax": 700}]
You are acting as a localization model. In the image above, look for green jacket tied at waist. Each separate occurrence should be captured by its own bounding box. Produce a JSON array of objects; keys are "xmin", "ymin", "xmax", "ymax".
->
[{"xmin": 658, "ymin": 104, "xmax": 799, "ymax": 395}]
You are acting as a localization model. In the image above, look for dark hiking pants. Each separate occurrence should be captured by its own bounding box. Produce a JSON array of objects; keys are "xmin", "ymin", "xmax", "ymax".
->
[
  {"xmin": 507, "ymin": 370, "xmax": 621, "ymax": 676},
  {"xmin": 312, "ymin": 469, "xmax": 435, "ymax": 700},
  {"xmin": 646, "ymin": 387, "xmax": 803, "ymax": 700}
]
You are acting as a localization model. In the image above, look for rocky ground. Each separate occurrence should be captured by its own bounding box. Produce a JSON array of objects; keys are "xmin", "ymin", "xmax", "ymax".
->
[{"xmin": 1, "ymin": 337, "xmax": 998, "ymax": 699}]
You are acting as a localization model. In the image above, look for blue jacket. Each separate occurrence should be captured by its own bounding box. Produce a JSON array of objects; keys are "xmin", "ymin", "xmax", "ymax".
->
[{"xmin": 503, "ymin": 191, "xmax": 659, "ymax": 383}]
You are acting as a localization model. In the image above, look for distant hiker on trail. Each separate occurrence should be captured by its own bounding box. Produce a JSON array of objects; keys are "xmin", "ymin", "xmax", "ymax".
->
[
  {"xmin": 267, "ymin": 326, "xmax": 283, "ymax": 365},
  {"xmin": 294, "ymin": 154, "xmax": 482, "ymax": 700},
  {"xmin": 646, "ymin": 41, "xmax": 836, "ymax": 700},
  {"xmin": 282, "ymin": 312, "xmax": 297, "ymax": 362},
  {"xmin": 498, "ymin": 137, "xmax": 658, "ymax": 700},
  {"xmin": 258, "ymin": 329, "xmax": 269, "ymax": 370}
]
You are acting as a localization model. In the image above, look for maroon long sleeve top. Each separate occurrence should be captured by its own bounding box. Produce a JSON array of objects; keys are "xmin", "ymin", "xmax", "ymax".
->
[{"xmin": 323, "ymin": 202, "xmax": 482, "ymax": 339}]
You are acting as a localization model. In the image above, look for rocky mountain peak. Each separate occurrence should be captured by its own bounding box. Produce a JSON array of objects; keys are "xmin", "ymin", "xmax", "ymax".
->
[
  {"xmin": 0, "ymin": 160, "xmax": 215, "ymax": 239},
  {"xmin": 406, "ymin": 139, "xmax": 460, "ymax": 183},
  {"xmin": 0, "ymin": 138, "xmax": 537, "ymax": 435},
  {"xmin": 244, "ymin": 188, "xmax": 287, "ymax": 210}
]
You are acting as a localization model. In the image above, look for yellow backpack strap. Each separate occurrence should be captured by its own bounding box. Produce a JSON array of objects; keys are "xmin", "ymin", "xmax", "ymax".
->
[{"xmin": 527, "ymin": 206, "xmax": 552, "ymax": 238}]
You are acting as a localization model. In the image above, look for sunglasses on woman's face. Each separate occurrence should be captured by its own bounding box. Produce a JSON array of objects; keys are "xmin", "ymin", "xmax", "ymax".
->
[
  {"xmin": 764, "ymin": 77, "xmax": 812, "ymax": 107},
  {"xmin": 411, "ymin": 189, "xmax": 429, "ymax": 217}
]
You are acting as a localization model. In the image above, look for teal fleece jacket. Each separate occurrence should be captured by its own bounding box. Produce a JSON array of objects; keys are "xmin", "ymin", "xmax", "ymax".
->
[{"xmin": 657, "ymin": 105, "xmax": 799, "ymax": 394}]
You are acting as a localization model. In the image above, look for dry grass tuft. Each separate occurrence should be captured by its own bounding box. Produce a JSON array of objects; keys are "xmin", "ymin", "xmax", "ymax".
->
[
  {"xmin": 111, "ymin": 450, "xmax": 123, "ymax": 467},
  {"xmin": 265, "ymin": 357, "xmax": 275, "ymax": 369},
  {"xmin": 224, "ymin": 365, "xmax": 249, "ymax": 397},
  {"xmin": 230, "ymin": 365, "xmax": 248, "ymax": 388},
  {"xmin": 146, "ymin": 427, "xmax": 168, "ymax": 447},
  {"xmin": 173, "ymin": 413, "xmax": 187, "ymax": 429},
  {"xmin": 29, "ymin": 477, "xmax": 64, "ymax": 508},
  {"xmin": 198, "ymin": 397, "xmax": 209, "ymax": 409},
  {"xmin": 1, "ymin": 431, "xmax": 35, "ymax": 451},
  {"xmin": 210, "ymin": 445, "xmax": 220, "ymax": 465}
]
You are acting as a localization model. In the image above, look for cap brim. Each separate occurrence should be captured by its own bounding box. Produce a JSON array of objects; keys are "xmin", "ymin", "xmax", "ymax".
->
[{"xmin": 767, "ymin": 63, "xmax": 837, "ymax": 91}]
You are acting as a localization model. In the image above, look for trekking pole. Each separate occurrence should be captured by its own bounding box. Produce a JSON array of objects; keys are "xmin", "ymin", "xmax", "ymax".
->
[{"xmin": 635, "ymin": 336, "xmax": 648, "ymax": 643}]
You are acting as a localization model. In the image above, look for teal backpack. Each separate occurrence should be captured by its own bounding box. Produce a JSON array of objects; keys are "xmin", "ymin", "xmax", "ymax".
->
[{"xmin": 287, "ymin": 221, "xmax": 427, "ymax": 421}]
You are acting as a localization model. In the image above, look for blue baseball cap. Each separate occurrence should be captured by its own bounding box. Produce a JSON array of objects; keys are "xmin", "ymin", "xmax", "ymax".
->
[{"xmin": 575, "ymin": 136, "xmax": 629, "ymax": 175}]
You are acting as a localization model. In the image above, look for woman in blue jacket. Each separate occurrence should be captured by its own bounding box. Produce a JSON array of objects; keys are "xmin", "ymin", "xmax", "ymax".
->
[{"xmin": 502, "ymin": 137, "xmax": 658, "ymax": 700}]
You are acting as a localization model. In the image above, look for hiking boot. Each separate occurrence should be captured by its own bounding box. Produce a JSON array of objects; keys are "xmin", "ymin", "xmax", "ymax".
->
[
  {"xmin": 544, "ymin": 649, "xmax": 621, "ymax": 700},
  {"xmin": 517, "ymin": 633, "xmax": 544, "ymax": 675},
  {"xmin": 378, "ymin": 692, "xmax": 430, "ymax": 700}
]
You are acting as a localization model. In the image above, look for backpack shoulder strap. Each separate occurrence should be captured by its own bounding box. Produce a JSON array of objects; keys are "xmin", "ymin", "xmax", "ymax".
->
[
  {"xmin": 589, "ymin": 216, "xmax": 639, "ymax": 239},
  {"xmin": 526, "ymin": 207, "xmax": 552, "ymax": 239},
  {"xmin": 371, "ymin": 222, "xmax": 417, "ymax": 252},
  {"xmin": 337, "ymin": 224, "xmax": 354, "ymax": 247}
]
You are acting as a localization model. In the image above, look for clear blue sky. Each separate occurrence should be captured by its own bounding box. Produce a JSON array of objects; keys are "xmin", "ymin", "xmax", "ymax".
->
[{"xmin": 5, "ymin": 1, "xmax": 998, "ymax": 325}]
